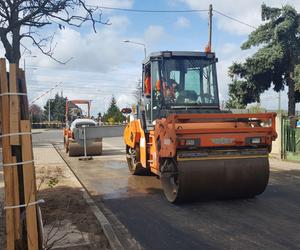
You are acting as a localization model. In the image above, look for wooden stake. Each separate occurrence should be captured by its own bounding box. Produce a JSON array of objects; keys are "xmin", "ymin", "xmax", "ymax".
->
[
  {"xmin": 21, "ymin": 120, "xmax": 39, "ymax": 250},
  {"xmin": 9, "ymin": 64, "xmax": 20, "ymax": 145},
  {"xmin": 0, "ymin": 59, "xmax": 15, "ymax": 250},
  {"xmin": 18, "ymin": 69, "xmax": 29, "ymax": 120},
  {"xmin": 12, "ymin": 156, "xmax": 21, "ymax": 242}
]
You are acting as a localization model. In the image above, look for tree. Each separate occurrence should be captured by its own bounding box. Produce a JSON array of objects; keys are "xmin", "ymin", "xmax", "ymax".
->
[
  {"xmin": 44, "ymin": 92, "xmax": 66, "ymax": 122},
  {"xmin": 29, "ymin": 104, "xmax": 43, "ymax": 122},
  {"xmin": 103, "ymin": 96, "xmax": 125, "ymax": 123},
  {"xmin": 248, "ymin": 103, "xmax": 266, "ymax": 113},
  {"xmin": 134, "ymin": 79, "xmax": 142, "ymax": 103},
  {"xmin": 226, "ymin": 80, "xmax": 248, "ymax": 109},
  {"xmin": 228, "ymin": 4, "xmax": 300, "ymax": 116},
  {"xmin": 0, "ymin": 1, "xmax": 108, "ymax": 65}
]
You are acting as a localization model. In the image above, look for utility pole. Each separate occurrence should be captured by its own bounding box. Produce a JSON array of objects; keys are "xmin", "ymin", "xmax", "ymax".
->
[
  {"xmin": 206, "ymin": 4, "xmax": 213, "ymax": 95},
  {"xmin": 48, "ymin": 92, "xmax": 51, "ymax": 127},
  {"xmin": 207, "ymin": 4, "xmax": 213, "ymax": 52},
  {"xmin": 278, "ymin": 92, "xmax": 281, "ymax": 114}
]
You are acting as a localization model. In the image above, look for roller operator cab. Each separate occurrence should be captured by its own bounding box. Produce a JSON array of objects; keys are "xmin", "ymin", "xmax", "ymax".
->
[
  {"xmin": 124, "ymin": 51, "xmax": 277, "ymax": 203},
  {"xmin": 140, "ymin": 51, "xmax": 220, "ymax": 125}
]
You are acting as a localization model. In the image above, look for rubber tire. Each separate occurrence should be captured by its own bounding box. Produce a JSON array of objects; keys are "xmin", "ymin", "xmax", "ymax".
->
[
  {"xmin": 161, "ymin": 159, "xmax": 180, "ymax": 203},
  {"xmin": 126, "ymin": 145, "xmax": 148, "ymax": 175}
]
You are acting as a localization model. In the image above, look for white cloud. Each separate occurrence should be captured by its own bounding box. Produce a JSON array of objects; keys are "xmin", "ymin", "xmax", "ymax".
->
[
  {"xmin": 144, "ymin": 25, "xmax": 165, "ymax": 44},
  {"xmin": 214, "ymin": 43, "xmax": 257, "ymax": 103},
  {"xmin": 23, "ymin": 12, "xmax": 140, "ymax": 113},
  {"xmin": 175, "ymin": 17, "xmax": 190, "ymax": 28},
  {"xmin": 36, "ymin": 15, "xmax": 136, "ymax": 73},
  {"xmin": 176, "ymin": 0, "xmax": 300, "ymax": 35},
  {"xmin": 97, "ymin": 0, "xmax": 134, "ymax": 8}
]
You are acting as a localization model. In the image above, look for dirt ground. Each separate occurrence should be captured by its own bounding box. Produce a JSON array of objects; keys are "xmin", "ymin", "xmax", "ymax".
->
[
  {"xmin": 36, "ymin": 163, "xmax": 110, "ymax": 250},
  {"xmin": 0, "ymin": 146, "xmax": 110, "ymax": 250}
]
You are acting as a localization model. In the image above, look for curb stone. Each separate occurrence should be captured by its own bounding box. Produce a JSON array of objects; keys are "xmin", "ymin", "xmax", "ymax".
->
[{"xmin": 53, "ymin": 144, "xmax": 124, "ymax": 250}]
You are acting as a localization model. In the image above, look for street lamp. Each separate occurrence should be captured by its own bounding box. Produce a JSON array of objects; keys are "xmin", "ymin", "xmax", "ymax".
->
[{"xmin": 123, "ymin": 40, "xmax": 147, "ymax": 58}]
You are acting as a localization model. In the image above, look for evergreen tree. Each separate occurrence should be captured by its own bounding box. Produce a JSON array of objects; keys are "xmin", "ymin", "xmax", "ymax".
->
[
  {"xmin": 228, "ymin": 4, "xmax": 300, "ymax": 115},
  {"xmin": 44, "ymin": 93, "xmax": 67, "ymax": 122},
  {"xmin": 103, "ymin": 96, "xmax": 125, "ymax": 123},
  {"xmin": 226, "ymin": 80, "xmax": 248, "ymax": 109}
]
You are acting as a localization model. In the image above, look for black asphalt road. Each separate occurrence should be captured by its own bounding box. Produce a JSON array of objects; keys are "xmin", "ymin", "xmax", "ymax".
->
[
  {"xmin": 103, "ymin": 169, "xmax": 300, "ymax": 250},
  {"xmin": 35, "ymin": 130, "xmax": 300, "ymax": 249}
]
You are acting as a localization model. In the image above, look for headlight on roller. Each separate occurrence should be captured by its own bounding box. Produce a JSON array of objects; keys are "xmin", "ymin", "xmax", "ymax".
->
[
  {"xmin": 247, "ymin": 137, "xmax": 261, "ymax": 144},
  {"xmin": 186, "ymin": 139, "xmax": 195, "ymax": 146},
  {"xmin": 178, "ymin": 139, "xmax": 200, "ymax": 147}
]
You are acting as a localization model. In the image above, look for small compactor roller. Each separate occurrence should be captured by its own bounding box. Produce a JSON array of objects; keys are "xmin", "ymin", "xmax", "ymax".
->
[
  {"xmin": 64, "ymin": 99, "xmax": 102, "ymax": 157},
  {"xmin": 123, "ymin": 51, "xmax": 277, "ymax": 203}
]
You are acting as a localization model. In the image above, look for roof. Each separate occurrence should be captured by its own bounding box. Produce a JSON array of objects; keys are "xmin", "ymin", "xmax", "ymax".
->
[{"xmin": 143, "ymin": 51, "xmax": 216, "ymax": 64}]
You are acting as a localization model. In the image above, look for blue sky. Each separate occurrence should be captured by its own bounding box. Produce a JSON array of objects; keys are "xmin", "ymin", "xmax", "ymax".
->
[{"xmin": 3, "ymin": 0, "xmax": 299, "ymax": 115}]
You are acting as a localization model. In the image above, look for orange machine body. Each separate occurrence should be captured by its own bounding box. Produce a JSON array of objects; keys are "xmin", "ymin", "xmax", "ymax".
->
[{"xmin": 124, "ymin": 112, "xmax": 277, "ymax": 176}]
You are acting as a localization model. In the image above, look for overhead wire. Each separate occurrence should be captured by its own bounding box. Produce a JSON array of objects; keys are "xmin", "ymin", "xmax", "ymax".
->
[
  {"xmin": 213, "ymin": 9, "xmax": 257, "ymax": 29},
  {"xmin": 91, "ymin": 5, "xmax": 256, "ymax": 30},
  {"xmin": 90, "ymin": 5, "xmax": 208, "ymax": 13},
  {"xmin": 25, "ymin": 65, "xmax": 140, "ymax": 77},
  {"xmin": 27, "ymin": 6, "xmax": 257, "ymax": 105}
]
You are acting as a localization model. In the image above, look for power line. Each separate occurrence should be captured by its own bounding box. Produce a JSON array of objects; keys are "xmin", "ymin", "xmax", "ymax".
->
[
  {"xmin": 94, "ymin": 5, "xmax": 256, "ymax": 29},
  {"xmin": 26, "ymin": 65, "xmax": 140, "ymax": 77},
  {"xmin": 213, "ymin": 9, "xmax": 257, "ymax": 29},
  {"xmin": 93, "ymin": 6, "xmax": 208, "ymax": 13}
]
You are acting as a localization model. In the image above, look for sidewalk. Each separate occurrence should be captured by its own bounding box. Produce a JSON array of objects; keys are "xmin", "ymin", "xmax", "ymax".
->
[
  {"xmin": 0, "ymin": 145, "xmax": 110, "ymax": 249},
  {"xmin": 35, "ymin": 145, "xmax": 110, "ymax": 249},
  {"xmin": 31, "ymin": 128, "xmax": 50, "ymax": 134},
  {"xmin": 270, "ymin": 158, "xmax": 300, "ymax": 171}
]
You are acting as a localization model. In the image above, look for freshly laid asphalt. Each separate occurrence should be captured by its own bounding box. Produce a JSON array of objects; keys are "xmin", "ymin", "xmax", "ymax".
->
[{"xmin": 33, "ymin": 130, "xmax": 300, "ymax": 250}]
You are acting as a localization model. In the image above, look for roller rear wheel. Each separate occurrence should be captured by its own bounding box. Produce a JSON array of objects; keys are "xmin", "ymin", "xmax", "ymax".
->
[
  {"xmin": 126, "ymin": 146, "xmax": 148, "ymax": 175},
  {"xmin": 161, "ymin": 159, "xmax": 180, "ymax": 203}
]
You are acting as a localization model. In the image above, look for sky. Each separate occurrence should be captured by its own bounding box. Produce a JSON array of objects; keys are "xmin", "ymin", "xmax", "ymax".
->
[{"xmin": 3, "ymin": 0, "xmax": 300, "ymax": 115}]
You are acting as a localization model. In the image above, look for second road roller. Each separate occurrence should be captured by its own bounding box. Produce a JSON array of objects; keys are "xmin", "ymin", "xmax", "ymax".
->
[
  {"xmin": 123, "ymin": 50, "xmax": 277, "ymax": 203},
  {"xmin": 64, "ymin": 99, "xmax": 102, "ymax": 157}
]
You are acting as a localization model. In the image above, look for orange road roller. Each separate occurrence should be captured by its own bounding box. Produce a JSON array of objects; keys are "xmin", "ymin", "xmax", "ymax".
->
[{"xmin": 123, "ymin": 51, "xmax": 277, "ymax": 203}]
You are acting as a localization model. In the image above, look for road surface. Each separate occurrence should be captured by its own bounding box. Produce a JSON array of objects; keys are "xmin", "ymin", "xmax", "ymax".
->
[{"xmin": 34, "ymin": 130, "xmax": 300, "ymax": 250}]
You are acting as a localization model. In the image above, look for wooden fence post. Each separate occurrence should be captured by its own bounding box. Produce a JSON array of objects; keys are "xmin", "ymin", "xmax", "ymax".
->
[{"xmin": 0, "ymin": 59, "xmax": 40, "ymax": 249}]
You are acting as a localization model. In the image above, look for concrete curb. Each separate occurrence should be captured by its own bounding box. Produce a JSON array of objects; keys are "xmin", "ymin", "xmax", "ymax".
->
[
  {"xmin": 53, "ymin": 144, "xmax": 124, "ymax": 250},
  {"xmin": 81, "ymin": 191, "xmax": 124, "ymax": 250}
]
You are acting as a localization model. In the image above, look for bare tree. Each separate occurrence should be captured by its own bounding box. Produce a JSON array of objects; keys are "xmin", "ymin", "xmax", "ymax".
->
[{"xmin": 0, "ymin": 1, "xmax": 109, "ymax": 66}]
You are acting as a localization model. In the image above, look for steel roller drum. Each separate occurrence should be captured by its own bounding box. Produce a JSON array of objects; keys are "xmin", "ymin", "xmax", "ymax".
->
[
  {"xmin": 68, "ymin": 141, "xmax": 103, "ymax": 157},
  {"xmin": 161, "ymin": 156, "xmax": 270, "ymax": 203}
]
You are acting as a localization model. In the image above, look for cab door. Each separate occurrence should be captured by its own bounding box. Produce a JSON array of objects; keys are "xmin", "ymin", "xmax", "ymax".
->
[{"xmin": 142, "ymin": 60, "xmax": 161, "ymax": 128}]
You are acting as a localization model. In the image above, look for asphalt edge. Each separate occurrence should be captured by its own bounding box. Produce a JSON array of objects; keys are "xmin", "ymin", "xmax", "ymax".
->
[{"xmin": 52, "ymin": 144, "xmax": 124, "ymax": 250}]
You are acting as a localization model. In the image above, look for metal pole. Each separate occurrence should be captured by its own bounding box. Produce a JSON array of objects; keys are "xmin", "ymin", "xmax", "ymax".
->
[
  {"xmin": 31, "ymin": 82, "xmax": 63, "ymax": 104},
  {"xmin": 48, "ymin": 97, "xmax": 51, "ymax": 127},
  {"xmin": 278, "ymin": 92, "xmax": 281, "ymax": 113},
  {"xmin": 79, "ymin": 125, "xmax": 92, "ymax": 161},
  {"xmin": 143, "ymin": 46, "xmax": 147, "ymax": 58},
  {"xmin": 83, "ymin": 126, "xmax": 87, "ymax": 158},
  {"xmin": 208, "ymin": 4, "xmax": 213, "ymax": 52}
]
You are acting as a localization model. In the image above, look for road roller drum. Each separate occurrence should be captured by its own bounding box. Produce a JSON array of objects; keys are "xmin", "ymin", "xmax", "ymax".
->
[
  {"xmin": 68, "ymin": 141, "xmax": 102, "ymax": 157},
  {"xmin": 161, "ymin": 156, "xmax": 269, "ymax": 203}
]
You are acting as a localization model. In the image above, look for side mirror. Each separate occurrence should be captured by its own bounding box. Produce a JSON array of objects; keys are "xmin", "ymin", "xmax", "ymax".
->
[{"xmin": 121, "ymin": 108, "xmax": 132, "ymax": 114}]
